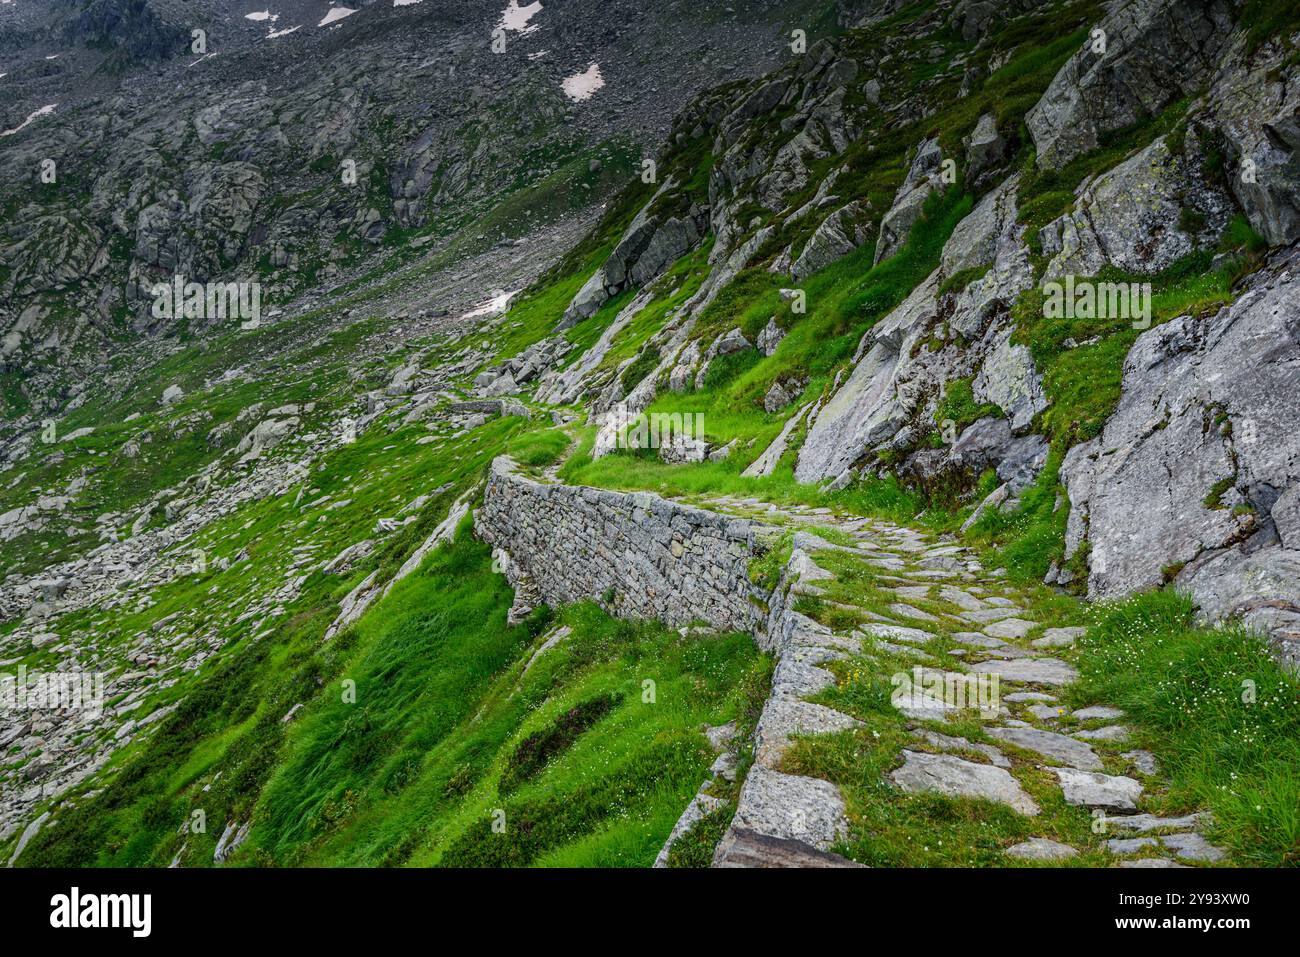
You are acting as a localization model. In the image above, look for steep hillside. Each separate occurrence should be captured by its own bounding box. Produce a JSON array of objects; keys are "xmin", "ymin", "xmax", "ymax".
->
[{"xmin": 2, "ymin": 0, "xmax": 1298, "ymax": 870}]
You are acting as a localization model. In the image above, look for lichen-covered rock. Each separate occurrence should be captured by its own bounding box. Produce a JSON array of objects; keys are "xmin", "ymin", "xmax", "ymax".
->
[
  {"xmin": 874, "ymin": 137, "xmax": 945, "ymax": 264},
  {"xmin": 1026, "ymin": 0, "xmax": 1236, "ymax": 170},
  {"xmin": 558, "ymin": 181, "xmax": 703, "ymax": 329},
  {"xmin": 797, "ymin": 176, "xmax": 1034, "ymax": 485},
  {"xmin": 1039, "ymin": 132, "xmax": 1232, "ymax": 281},
  {"xmin": 964, "ymin": 113, "xmax": 1008, "ymax": 191},
  {"xmin": 756, "ymin": 317, "xmax": 786, "ymax": 356},
  {"xmin": 972, "ymin": 331, "xmax": 1048, "ymax": 433},
  {"xmin": 795, "ymin": 271, "xmax": 943, "ymax": 483},
  {"xmin": 791, "ymin": 200, "xmax": 872, "ymax": 280},
  {"xmin": 1061, "ymin": 249, "xmax": 1300, "ymax": 663},
  {"xmin": 1201, "ymin": 35, "xmax": 1300, "ymax": 245}
]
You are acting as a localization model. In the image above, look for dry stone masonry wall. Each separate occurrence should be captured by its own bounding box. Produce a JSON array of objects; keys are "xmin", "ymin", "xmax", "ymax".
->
[{"xmin": 476, "ymin": 457, "xmax": 769, "ymax": 635}]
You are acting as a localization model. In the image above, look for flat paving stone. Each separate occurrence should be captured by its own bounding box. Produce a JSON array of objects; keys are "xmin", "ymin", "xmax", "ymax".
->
[
  {"xmin": 1108, "ymin": 836, "xmax": 1158, "ymax": 854},
  {"xmin": 1118, "ymin": 858, "xmax": 1190, "ymax": 868},
  {"xmin": 1051, "ymin": 768, "xmax": 1144, "ymax": 811},
  {"xmin": 1004, "ymin": 691, "xmax": 1056, "ymax": 702},
  {"xmin": 1028, "ymin": 703, "xmax": 1069, "ymax": 720},
  {"xmin": 890, "ymin": 750, "xmax": 1040, "ymax": 815},
  {"xmin": 1106, "ymin": 812, "xmax": 1207, "ymax": 833},
  {"xmin": 1074, "ymin": 725, "xmax": 1130, "ymax": 742},
  {"xmin": 1033, "ymin": 626, "xmax": 1087, "ymax": 648},
  {"xmin": 990, "ymin": 726, "xmax": 1103, "ymax": 770},
  {"xmin": 971, "ymin": 658, "xmax": 1079, "ymax": 687},
  {"xmin": 860, "ymin": 624, "xmax": 934, "ymax": 645},
  {"xmin": 952, "ymin": 631, "xmax": 1006, "ymax": 648},
  {"xmin": 1123, "ymin": 749, "xmax": 1159, "ymax": 775},
  {"xmin": 984, "ymin": 618, "xmax": 1037, "ymax": 640},
  {"xmin": 1160, "ymin": 832, "xmax": 1227, "ymax": 863},
  {"xmin": 732, "ymin": 767, "xmax": 848, "ymax": 849},
  {"xmin": 889, "ymin": 602, "xmax": 940, "ymax": 622},
  {"xmin": 961, "ymin": 607, "xmax": 1027, "ymax": 624},
  {"xmin": 1007, "ymin": 838, "xmax": 1078, "ymax": 860},
  {"xmin": 979, "ymin": 644, "xmax": 1042, "ymax": 659},
  {"xmin": 872, "ymin": 640, "xmax": 933, "ymax": 660},
  {"xmin": 912, "ymin": 729, "xmax": 1011, "ymax": 768},
  {"xmin": 938, "ymin": 586, "xmax": 986, "ymax": 611},
  {"xmin": 755, "ymin": 696, "xmax": 862, "ymax": 765},
  {"xmin": 1072, "ymin": 705, "xmax": 1124, "ymax": 721},
  {"xmin": 891, "ymin": 585, "xmax": 932, "ymax": 601}
]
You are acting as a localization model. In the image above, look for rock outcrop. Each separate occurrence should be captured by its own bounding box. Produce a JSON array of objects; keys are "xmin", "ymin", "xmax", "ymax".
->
[
  {"xmin": 1026, "ymin": 0, "xmax": 1237, "ymax": 170},
  {"xmin": 1039, "ymin": 132, "xmax": 1233, "ymax": 281},
  {"xmin": 874, "ymin": 138, "xmax": 946, "ymax": 264},
  {"xmin": 1061, "ymin": 248, "xmax": 1300, "ymax": 665},
  {"xmin": 797, "ymin": 176, "xmax": 1037, "ymax": 485}
]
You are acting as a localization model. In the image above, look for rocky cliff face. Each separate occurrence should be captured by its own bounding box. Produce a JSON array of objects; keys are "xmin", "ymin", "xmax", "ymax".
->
[{"xmin": 1062, "ymin": 247, "xmax": 1300, "ymax": 667}]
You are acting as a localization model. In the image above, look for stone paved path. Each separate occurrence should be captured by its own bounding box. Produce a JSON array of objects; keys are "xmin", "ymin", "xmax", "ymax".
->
[{"xmin": 658, "ymin": 496, "xmax": 1226, "ymax": 868}]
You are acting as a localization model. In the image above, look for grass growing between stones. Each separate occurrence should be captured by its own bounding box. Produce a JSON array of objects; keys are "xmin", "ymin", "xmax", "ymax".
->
[
  {"xmin": 1071, "ymin": 590, "xmax": 1300, "ymax": 866},
  {"xmin": 782, "ymin": 701, "xmax": 1106, "ymax": 867}
]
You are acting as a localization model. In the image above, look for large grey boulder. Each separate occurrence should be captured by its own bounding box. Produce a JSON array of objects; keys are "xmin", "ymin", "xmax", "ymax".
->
[
  {"xmin": 890, "ymin": 749, "xmax": 1040, "ymax": 815},
  {"xmin": 558, "ymin": 181, "xmax": 703, "ymax": 329},
  {"xmin": 1178, "ymin": 547, "xmax": 1300, "ymax": 671},
  {"xmin": 1026, "ymin": 0, "xmax": 1237, "ymax": 170},
  {"xmin": 874, "ymin": 138, "xmax": 945, "ymax": 264},
  {"xmin": 234, "ymin": 416, "xmax": 299, "ymax": 462},
  {"xmin": 1040, "ymin": 132, "xmax": 1232, "ymax": 281},
  {"xmin": 972, "ymin": 331, "xmax": 1048, "ymax": 433},
  {"xmin": 756, "ymin": 317, "xmax": 786, "ymax": 356},
  {"xmin": 795, "ymin": 271, "xmax": 943, "ymax": 482},
  {"xmin": 693, "ymin": 328, "xmax": 752, "ymax": 389},
  {"xmin": 1061, "ymin": 250, "xmax": 1300, "ymax": 663},
  {"xmin": 964, "ymin": 113, "xmax": 1008, "ymax": 191},
  {"xmin": 796, "ymin": 177, "xmax": 1033, "ymax": 486},
  {"xmin": 940, "ymin": 176, "xmax": 1033, "ymax": 338},
  {"xmin": 1201, "ymin": 36, "xmax": 1300, "ymax": 245},
  {"xmin": 792, "ymin": 200, "xmax": 873, "ymax": 280}
]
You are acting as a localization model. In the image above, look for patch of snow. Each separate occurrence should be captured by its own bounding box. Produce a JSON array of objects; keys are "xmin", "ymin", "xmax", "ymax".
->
[
  {"xmin": 562, "ymin": 62, "xmax": 604, "ymax": 102},
  {"xmin": 266, "ymin": 25, "xmax": 300, "ymax": 38},
  {"xmin": 318, "ymin": 6, "xmax": 357, "ymax": 27},
  {"xmin": 1, "ymin": 103, "xmax": 56, "ymax": 138},
  {"xmin": 244, "ymin": 10, "xmax": 278, "ymax": 22},
  {"xmin": 45, "ymin": 54, "xmax": 59, "ymax": 60},
  {"xmin": 461, "ymin": 290, "xmax": 519, "ymax": 320},
  {"xmin": 394, "ymin": 0, "xmax": 422, "ymax": 6},
  {"xmin": 498, "ymin": 1, "xmax": 542, "ymax": 35},
  {"xmin": 527, "ymin": 49, "xmax": 549, "ymax": 61}
]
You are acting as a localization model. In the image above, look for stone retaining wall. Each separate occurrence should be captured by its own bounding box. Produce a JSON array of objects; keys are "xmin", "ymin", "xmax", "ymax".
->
[{"xmin": 476, "ymin": 457, "xmax": 769, "ymax": 634}]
